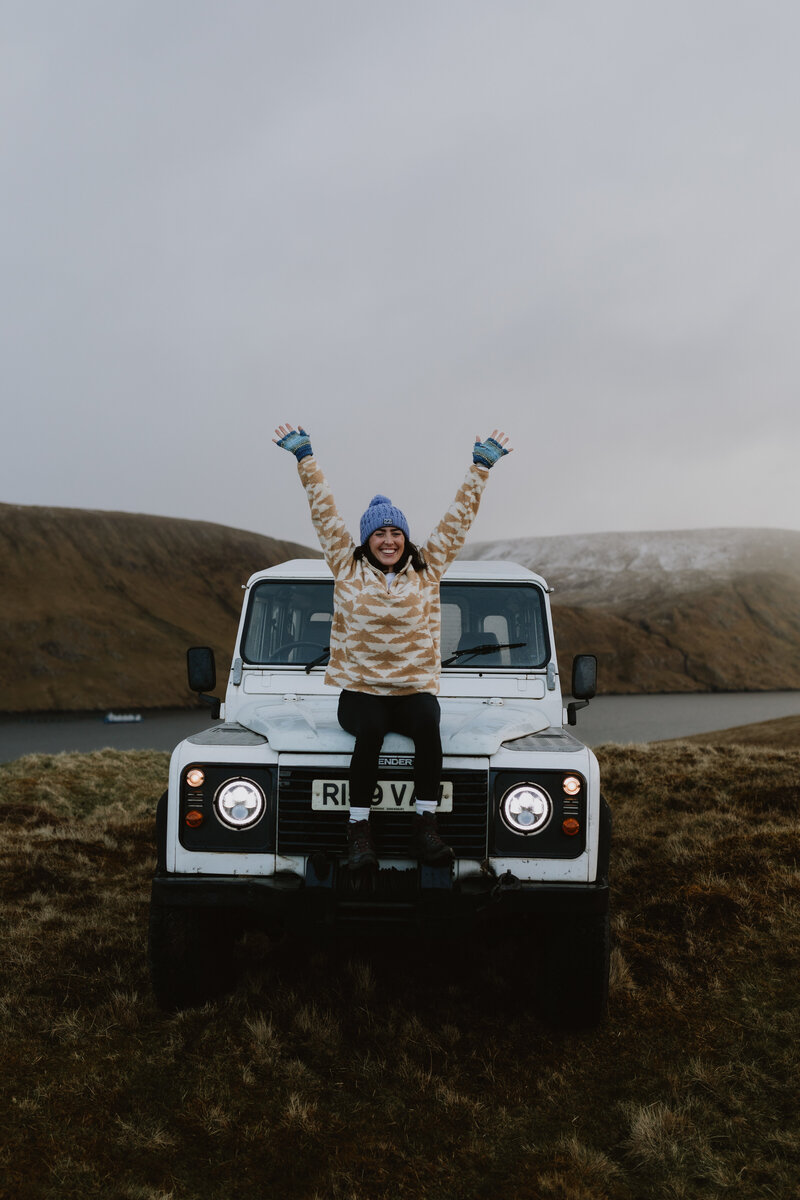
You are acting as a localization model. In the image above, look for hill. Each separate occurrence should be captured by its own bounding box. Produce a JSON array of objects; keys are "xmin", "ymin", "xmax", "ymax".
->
[
  {"xmin": 461, "ymin": 527, "xmax": 800, "ymax": 693},
  {"xmin": 3, "ymin": 505, "xmax": 800, "ymax": 711},
  {"xmin": 0, "ymin": 502, "xmax": 319, "ymax": 713},
  {"xmin": 659, "ymin": 712, "xmax": 800, "ymax": 749}
]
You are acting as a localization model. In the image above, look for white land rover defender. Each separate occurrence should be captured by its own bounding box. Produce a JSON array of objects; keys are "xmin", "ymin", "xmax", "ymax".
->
[{"xmin": 149, "ymin": 558, "xmax": 610, "ymax": 1027}]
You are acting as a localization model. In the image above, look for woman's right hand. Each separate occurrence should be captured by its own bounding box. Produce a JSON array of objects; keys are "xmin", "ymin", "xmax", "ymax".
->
[
  {"xmin": 273, "ymin": 424, "xmax": 313, "ymax": 461},
  {"xmin": 473, "ymin": 430, "xmax": 512, "ymax": 468}
]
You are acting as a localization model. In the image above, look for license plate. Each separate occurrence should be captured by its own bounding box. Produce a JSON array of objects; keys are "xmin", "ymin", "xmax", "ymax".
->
[{"xmin": 311, "ymin": 779, "xmax": 453, "ymax": 812}]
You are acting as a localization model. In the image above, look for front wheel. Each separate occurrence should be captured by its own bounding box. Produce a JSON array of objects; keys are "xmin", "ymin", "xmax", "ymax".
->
[
  {"xmin": 535, "ymin": 910, "xmax": 610, "ymax": 1030},
  {"xmin": 148, "ymin": 902, "xmax": 238, "ymax": 1011}
]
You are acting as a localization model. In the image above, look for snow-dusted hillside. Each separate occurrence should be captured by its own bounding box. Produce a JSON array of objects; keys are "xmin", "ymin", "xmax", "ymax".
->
[{"xmin": 461, "ymin": 528, "xmax": 800, "ymax": 607}]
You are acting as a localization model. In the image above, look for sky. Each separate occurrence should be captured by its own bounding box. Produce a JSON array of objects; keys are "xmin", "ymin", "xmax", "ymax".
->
[{"xmin": 2, "ymin": 0, "xmax": 799, "ymax": 549}]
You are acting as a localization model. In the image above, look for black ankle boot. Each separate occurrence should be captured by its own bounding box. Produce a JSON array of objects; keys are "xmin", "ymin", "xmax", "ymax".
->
[
  {"xmin": 347, "ymin": 819, "xmax": 377, "ymax": 869},
  {"xmin": 412, "ymin": 811, "xmax": 454, "ymax": 866}
]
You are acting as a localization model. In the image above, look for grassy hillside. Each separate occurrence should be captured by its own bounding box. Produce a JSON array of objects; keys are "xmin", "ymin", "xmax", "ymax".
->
[
  {"xmin": 0, "ymin": 502, "xmax": 319, "ymax": 713},
  {"xmin": 1, "ymin": 728, "xmax": 798, "ymax": 1199},
  {"xmin": 465, "ymin": 529, "xmax": 800, "ymax": 693},
  {"xmin": 4, "ymin": 502, "xmax": 800, "ymax": 710},
  {"xmin": 664, "ymin": 711, "xmax": 800, "ymax": 748},
  {"xmin": 552, "ymin": 572, "xmax": 800, "ymax": 693}
]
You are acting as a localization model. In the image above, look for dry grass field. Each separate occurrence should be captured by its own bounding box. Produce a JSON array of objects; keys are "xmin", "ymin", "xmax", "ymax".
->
[{"xmin": 1, "ymin": 730, "xmax": 799, "ymax": 1199}]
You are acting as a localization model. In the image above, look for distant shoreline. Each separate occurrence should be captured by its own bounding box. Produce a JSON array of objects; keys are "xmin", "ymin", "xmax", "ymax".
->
[
  {"xmin": 0, "ymin": 704, "xmax": 209, "ymax": 722},
  {"xmin": 4, "ymin": 685, "xmax": 800, "ymax": 722}
]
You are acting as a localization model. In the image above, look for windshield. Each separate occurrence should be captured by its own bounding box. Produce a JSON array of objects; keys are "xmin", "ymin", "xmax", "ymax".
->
[{"xmin": 241, "ymin": 579, "xmax": 549, "ymax": 669}]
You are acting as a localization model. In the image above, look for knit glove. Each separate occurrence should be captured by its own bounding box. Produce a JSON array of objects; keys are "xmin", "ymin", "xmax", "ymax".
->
[
  {"xmin": 276, "ymin": 427, "xmax": 313, "ymax": 461},
  {"xmin": 473, "ymin": 435, "xmax": 509, "ymax": 469}
]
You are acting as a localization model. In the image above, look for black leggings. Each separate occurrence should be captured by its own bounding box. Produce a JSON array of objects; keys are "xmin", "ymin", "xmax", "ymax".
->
[{"xmin": 337, "ymin": 690, "xmax": 442, "ymax": 808}]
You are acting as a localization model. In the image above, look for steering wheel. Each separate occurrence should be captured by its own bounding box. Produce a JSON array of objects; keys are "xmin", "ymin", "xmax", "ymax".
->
[{"xmin": 269, "ymin": 640, "xmax": 328, "ymax": 663}]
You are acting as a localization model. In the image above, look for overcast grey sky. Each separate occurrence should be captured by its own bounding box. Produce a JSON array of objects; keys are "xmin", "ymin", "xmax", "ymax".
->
[{"xmin": 2, "ymin": 1, "xmax": 799, "ymax": 548}]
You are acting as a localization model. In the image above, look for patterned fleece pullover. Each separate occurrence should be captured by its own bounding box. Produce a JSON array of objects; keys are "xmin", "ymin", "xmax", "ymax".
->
[{"xmin": 297, "ymin": 456, "xmax": 490, "ymax": 695}]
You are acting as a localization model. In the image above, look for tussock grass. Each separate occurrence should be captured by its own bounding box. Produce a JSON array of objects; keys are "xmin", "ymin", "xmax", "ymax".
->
[{"xmin": 1, "ymin": 742, "xmax": 799, "ymax": 1199}]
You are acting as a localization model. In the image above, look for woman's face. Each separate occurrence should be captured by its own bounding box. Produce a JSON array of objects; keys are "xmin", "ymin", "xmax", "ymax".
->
[{"xmin": 368, "ymin": 525, "xmax": 406, "ymax": 570}]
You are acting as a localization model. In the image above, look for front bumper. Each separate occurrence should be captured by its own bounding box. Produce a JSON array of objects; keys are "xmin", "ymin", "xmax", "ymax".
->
[{"xmin": 151, "ymin": 862, "xmax": 609, "ymax": 933}]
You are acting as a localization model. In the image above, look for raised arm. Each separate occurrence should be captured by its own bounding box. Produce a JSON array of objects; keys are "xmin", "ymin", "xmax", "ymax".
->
[
  {"xmin": 421, "ymin": 430, "xmax": 513, "ymax": 578},
  {"xmin": 273, "ymin": 424, "xmax": 355, "ymax": 574}
]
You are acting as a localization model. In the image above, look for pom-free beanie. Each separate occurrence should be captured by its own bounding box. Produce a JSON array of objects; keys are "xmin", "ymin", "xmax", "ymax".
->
[{"xmin": 359, "ymin": 495, "xmax": 410, "ymax": 544}]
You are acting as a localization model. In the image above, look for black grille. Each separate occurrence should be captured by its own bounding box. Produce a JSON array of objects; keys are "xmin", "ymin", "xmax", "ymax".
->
[{"xmin": 277, "ymin": 767, "xmax": 488, "ymax": 858}]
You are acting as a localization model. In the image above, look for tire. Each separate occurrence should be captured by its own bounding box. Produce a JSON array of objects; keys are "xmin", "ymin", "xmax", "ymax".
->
[
  {"xmin": 148, "ymin": 901, "xmax": 238, "ymax": 1011},
  {"xmin": 154, "ymin": 790, "xmax": 168, "ymax": 872},
  {"xmin": 535, "ymin": 909, "xmax": 610, "ymax": 1030},
  {"xmin": 597, "ymin": 793, "xmax": 612, "ymax": 883}
]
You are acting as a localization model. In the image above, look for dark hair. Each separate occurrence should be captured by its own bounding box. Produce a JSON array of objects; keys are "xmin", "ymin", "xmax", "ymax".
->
[{"xmin": 354, "ymin": 538, "xmax": 428, "ymax": 573}]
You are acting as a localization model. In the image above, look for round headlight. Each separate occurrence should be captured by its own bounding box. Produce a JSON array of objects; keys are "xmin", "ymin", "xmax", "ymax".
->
[
  {"xmin": 499, "ymin": 783, "xmax": 552, "ymax": 835},
  {"xmin": 214, "ymin": 778, "xmax": 266, "ymax": 830}
]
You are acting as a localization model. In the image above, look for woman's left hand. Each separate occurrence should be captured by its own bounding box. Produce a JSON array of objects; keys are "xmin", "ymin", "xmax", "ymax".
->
[
  {"xmin": 473, "ymin": 430, "xmax": 513, "ymax": 468},
  {"xmin": 274, "ymin": 424, "xmax": 313, "ymax": 461}
]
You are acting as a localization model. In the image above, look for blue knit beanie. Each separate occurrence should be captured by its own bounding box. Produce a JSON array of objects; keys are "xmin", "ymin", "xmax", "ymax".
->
[{"xmin": 359, "ymin": 495, "xmax": 410, "ymax": 544}]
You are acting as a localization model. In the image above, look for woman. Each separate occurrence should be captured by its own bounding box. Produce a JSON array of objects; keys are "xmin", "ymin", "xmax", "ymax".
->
[{"xmin": 273, "ymin": 423, "xmax": 512, "ymax": 870}]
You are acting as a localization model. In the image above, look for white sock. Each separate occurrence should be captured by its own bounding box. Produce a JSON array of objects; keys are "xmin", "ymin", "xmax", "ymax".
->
[
  {"xmin": 415, "ymin": 799, "xmax": 437, "ymax": 816},
  {"xmin": 349, "ymin": 806, "xmax": 371, "ymax": 823}
]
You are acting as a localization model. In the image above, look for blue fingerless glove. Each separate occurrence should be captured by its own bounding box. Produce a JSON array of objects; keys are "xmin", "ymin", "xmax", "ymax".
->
[
  {"xmin": 473, "ymin": 436, "xmax": 508, "ymax": 468},
  {"xmin": 277, "ymin": 427, "xmax": 313, "ymax": 461}
]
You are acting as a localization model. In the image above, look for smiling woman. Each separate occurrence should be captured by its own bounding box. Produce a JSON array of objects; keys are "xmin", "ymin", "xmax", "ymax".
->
[
  {"xmin": 368, "ymin": 524, "xmax": 405, "ymax": 569},
  {"xmin": 273, "ymin": 422, "xmax": 512, "ymax": 871}
]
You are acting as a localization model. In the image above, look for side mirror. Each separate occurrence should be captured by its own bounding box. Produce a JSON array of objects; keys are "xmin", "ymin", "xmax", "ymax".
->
[
  {"xmin": 571, "ymin": 654, "xmax": 597, "ymax": 700},
  {"xmin": 187, "ymin": 647, "xmax": 220, "ymax": 719},
  {"xmin": 568, "ymin": 654, "xmax": 597, "ymax": 726},
  {"xmin": 187, "ymin": 646, "xmax": 216, "ymax": 693}
]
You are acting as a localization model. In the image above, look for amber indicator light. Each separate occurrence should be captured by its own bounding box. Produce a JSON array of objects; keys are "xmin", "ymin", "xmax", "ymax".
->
[
  {"xmin": 185, "ymin": 809, "xmax": 204, "ymax": 828},
  {"xmin": 562, "ymin": 818, "xmax": 580, "ymax": 837}
]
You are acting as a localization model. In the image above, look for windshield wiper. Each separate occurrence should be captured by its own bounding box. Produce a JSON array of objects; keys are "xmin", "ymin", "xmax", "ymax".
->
[
  {"xmin": 441, "ymin": 641, "xmax": 526, "ymax": 667},
  {"xmin": 304, "ymin": 647, "xmax": 331, "ymax": 674}
]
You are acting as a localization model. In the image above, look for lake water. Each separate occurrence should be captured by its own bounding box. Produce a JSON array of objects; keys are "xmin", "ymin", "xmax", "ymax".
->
[
  {"xmin": 1, "ymin": 692, "xmax": 800, "ymax": 764},
  {"xmin": 576, "ymin": 691, "xmax": 800, "ymax": 746}
]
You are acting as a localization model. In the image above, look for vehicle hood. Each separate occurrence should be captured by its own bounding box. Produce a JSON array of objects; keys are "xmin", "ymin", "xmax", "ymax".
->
[{"xmin": 235, "ymin": 694, "xmax": 550, "ymax": 756}]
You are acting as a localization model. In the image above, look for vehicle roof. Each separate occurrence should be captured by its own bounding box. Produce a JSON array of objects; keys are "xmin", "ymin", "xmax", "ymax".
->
[{"xmin": 245, "ymin": 557, "xmax": 549, "ymax": 589}]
